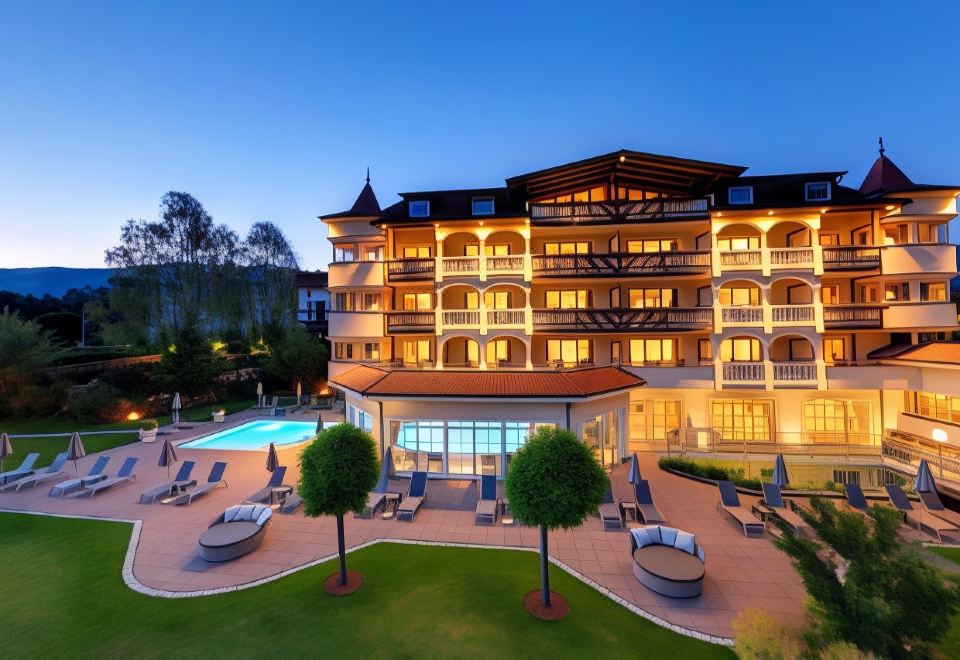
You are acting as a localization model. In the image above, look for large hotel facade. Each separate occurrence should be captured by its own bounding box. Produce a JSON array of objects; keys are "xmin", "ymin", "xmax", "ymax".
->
[{"xmin": 323, "ymin": 148, "xmax": 960, "ymax": 479}]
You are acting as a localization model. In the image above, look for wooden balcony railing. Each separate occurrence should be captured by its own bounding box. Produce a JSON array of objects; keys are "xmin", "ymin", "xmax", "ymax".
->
[
  {"xmin": 822, "ymin": 246, "xmax": 881, "ymax": 271},
  {"xmin": 385, "ymin": 311, "xmax": 435, "ymax": 333},
  {"xmin": 530, "ymin": 197, "xmax": 709, "ymax": 225},
  {"xmin": 823, "ymin": 305, "xmax": 884, "ymax": 329},
  {"xmin": 532, "ymin": 307, "xmax": 712, "ymax": 332},
  {"xmin": 532, "ymin": 251, "xmax": 710, "ymax": 277},
  {"xmin": 386, "ymin": 258, "xmax": 434, "ymax": 282}
]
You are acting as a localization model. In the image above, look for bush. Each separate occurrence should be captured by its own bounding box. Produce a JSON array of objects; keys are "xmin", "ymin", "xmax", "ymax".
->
[
  {"xmin": 263, "ymin": 324, "xmax": 328, "ymax": 391},
  {"xmin": 658, "ymin": 456, "xmax": 762, "ymax": 490},
  {"xmin": 66, "ymin": 382, "xmax": 126, "ymax": 424},
  {"xmin": 99, "ymin": 364, "xmax": 156, "ymax": 397},
  {"xmin": 732, "ymin": 607, "xmax": 801, "ymax": 660},
  {"xmin": 153, "ymin": 321, "xmax": 229, "ymax": 398}
]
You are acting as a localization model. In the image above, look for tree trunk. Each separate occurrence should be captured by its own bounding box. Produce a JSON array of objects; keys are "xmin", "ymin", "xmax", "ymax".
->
[
  {"xmin": 539, "ymin": 524, "xmax": 551, "ymax": 607},
  {"xmin": 337, "ymin": 514, "xmax": 347, "ymax": 586}
]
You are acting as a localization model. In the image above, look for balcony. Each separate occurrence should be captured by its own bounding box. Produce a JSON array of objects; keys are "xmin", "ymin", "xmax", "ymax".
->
[
  {"xmin": 529, "ymin": 197, "xmax": 709, "ymax": 225},
  {"xmin": 532, "ymin": 251, "xmax": 710, "ymax": 278},
  {"xmin": 441, "ymin": 256, "xmax": 481, "ymax": 277},
  {"xmin": 823, "ymin": 305, "xmax": 884, "ymax": 329},
  {"xmin": 770, "ymin": 305, "xmax": 815, "ymax": 326},
  {"xmin": 822, "ymin": 246, "xmax": 880, "ymax": 271},
  {"xmin": 717, "ymin": 250, "xmax": 762, "ymax": 269},
  {"xmin": 385, "ymin": 311, "xmax": 434, "ymax": 333},
  {"xmin": 532, "ymin": 307, "xmax": 712, "ymax": 332},
  {"xmin": 880, "ymin": 244, "xmax": 957, "ymax": 276},
  {"xmin": 440, "ymin": 255, "xmax": 525, "ymax": 279},
  {"xmin": 883, "ymin": 302, "xmax": 959, "ymax": 330},
  {"xmin": 442, "ymin": 309, "xmax": 481, "ymax": 329},
  {"xmin": 772, "ymin": 362, "xmax": 817, "ymax": 387},
  {"xmin": 487, "ymin": 255, "xmax": 525, "ymax": 274},
  {"xmin": 769, "ymin": 247, "xmax": 815, "ymax": 270},
  {"xmin": 487, "ymin": 308, "xmax": 526, "ymax": 329},
  {"xmin": 721, "ymin": 362, "xmax": 765, "ymax": 386},
  {"xmin": 720, "ymin": 306, "xmax": 763, "ymax": 327},
  {"xmin": 386, "ymin": 258, "xmax": 434, "ymax": 282}
]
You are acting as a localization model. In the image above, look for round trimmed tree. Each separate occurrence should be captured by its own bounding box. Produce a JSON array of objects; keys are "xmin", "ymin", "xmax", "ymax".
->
[
  {"xmin": 298, "ymin": 422, "xmax": 380, "ymax": 593},
  {"xmin": 505, "ymin": 425, "xmax": 607, "ymax": 618}
]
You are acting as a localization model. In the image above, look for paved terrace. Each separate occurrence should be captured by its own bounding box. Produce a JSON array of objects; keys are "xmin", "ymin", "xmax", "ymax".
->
[{"xmin": 1, "ymin": 413, "xmax": 854, "ymax": 641}]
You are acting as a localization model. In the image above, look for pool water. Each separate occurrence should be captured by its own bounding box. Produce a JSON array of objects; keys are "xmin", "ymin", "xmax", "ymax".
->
[{"xmin": 178, "ymin": 420, "xmax": 317, "ymax": 451}]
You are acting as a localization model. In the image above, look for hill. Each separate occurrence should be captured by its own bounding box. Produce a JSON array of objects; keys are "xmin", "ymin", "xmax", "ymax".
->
[{"xmin": 0, "ymin": 267, "xmax": 114, "ymax": 297}]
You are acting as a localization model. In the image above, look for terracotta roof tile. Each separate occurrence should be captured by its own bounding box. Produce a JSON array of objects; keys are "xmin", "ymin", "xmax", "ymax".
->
[
  {"xmin": 330, "ymin": 365, "xmax": 644, "ymax": 398},
  {"xmin": 884, "ymin": 342, "xmax": 960, "ymax": 365}
]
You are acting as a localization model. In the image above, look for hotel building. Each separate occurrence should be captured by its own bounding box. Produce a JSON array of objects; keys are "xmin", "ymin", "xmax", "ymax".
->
[{"xmin": 322, "ymin": 149, "xmax": 960, "ymax": 480}]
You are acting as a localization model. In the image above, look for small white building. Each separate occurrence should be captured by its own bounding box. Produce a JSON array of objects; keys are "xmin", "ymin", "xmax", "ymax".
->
[{"xmin": 295, "ymin": 270, "xmax": 329, "ymax": 338}]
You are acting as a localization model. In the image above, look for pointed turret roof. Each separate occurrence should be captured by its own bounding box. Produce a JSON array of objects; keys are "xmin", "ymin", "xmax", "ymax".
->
[
  {"xmin": 320, "ymin": 170, "xmax": 382, "ymax": 219},
  {"xmin": 859, "ymin": 140, "xmax": 914, "ymax": 196}
]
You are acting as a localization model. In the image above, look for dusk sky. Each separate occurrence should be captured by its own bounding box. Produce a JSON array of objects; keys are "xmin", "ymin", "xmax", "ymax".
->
[{"xmin": 1, "ymin": 1, "xmax": 959, "ymax": 270}]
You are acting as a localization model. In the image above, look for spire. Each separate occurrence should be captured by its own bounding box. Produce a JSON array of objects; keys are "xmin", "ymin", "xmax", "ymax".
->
[
  {"xmin": 348, "ymin": 173, "xmax": 381, "ymax": 216},
  {"xmin": 366, "ymin": 166, "xmax": 370, "ymax": 184},
  {"xmin": 878, "ymin": 136, "xmax": 885, "ymax": 157},
  {"xmin": 859, "ymin": 140, "xmax": 913, "ymax": 195}
]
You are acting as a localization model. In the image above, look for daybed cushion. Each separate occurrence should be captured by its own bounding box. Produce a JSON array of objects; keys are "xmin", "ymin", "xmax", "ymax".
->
[
  {"xmin": 674, "ymin": 530, "xmax": 696, "ymax": 555},
  {"xmin": 644, "ymin": 525, "xmax": 662, "ymax": 545},
  {"xmin": 223, "ymin": 506, "xmax": 242, "ymax": 523},
  {"xmin": 256, "ymin": 508, "xmax": 272, "ymax": 526},
  {"xmin": 659, "ymin": 526, "xmax": 679, "ymax": 546},
  {"xmin": 236, "ymin": 504, "xmax": 257, "ymax": 521},
  {"xmin": 631, "ymin": 528, "xmax": 654, "ymax": 548},
  {"xmin": 251, "ymin": 504, "xmax": 268, "ymax": 521}
]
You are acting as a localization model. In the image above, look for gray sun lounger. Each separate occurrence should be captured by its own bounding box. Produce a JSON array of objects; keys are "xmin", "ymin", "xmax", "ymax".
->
[
  {"xmin": 169, "ymin": 462, "xmax": 228, "ymax": 505},
  {"xmin": 717, "ymin": 480, "xmax": 765, "ymax": 537},
  {"xmin": 886, "ymin": 484, "xmax": 958, "ymax": 542},
  {"xmin": 600, "ymin": 486, "xmax": 623, "ymax": 530},
  {"xmin": 244, "ymin": 466, "xmax": 288, "ymax": 504},
  {"xmin": 49, "ymin": 456, "xmax": 110, "ymax": 497},
  {"xmin": 139, "ymin": 461, "xmax": 197, "ymax": 504},
  {"xmin": 762, "ymin": 483, "xmax": 810, "ymax": 536},
  {"xmin": 917, "ymin": 489, "xmax": 960, "ymax": 528},
  {"xmin": 397, "ymin": 471, "xmax": 428, "ymax": 521},
  {"xmin": 633, "ymin": 479, "xmax": 666, "ymax": 524},
  {"xmin": 82, "ymin": 457, "xmax": 138, "ymax": 497},
  {"xmin": 1, "ymin": 452, "xmax": 67, "ymax": 492},
  {"xmin": 0, "ymin": 452, "xmax": 39, "ymax": 485},
  {"xmin": 475, "ymin": 475, "xmax": 499, "ymax": 525}
]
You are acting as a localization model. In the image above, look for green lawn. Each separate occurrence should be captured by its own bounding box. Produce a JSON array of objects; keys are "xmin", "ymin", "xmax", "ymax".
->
[
  {"xmin": 927, "ymin": 546, "xmax": 960, "ymax": 659},
  {"xmin": 3, "ymin": 512, "xmax": 730, "ymax": 659}
]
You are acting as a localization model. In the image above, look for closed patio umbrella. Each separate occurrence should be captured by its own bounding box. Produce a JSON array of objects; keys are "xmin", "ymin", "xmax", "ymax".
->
[
  {"xmin": 265, "ymin": 442, "xmax": 279, "ymax": 473},
  {"xmin": 627, "ymin": 453, "xmax": 641, "ymax": 484},
  {"xmin": 916, "ymin": 459, "xmax": 936, "ymax": 493},
  {"xmin": 158, "ymin": 437, "xmax": 178, "ymax": 479},
  {"xmin": 66, "ymin": 432, "xmax": 86, "ymax": 477},
  {"xmin": 0, "ymin": 432, "xmax": 12, "ymax": 473},
  {"xmin": 374, "ymin": 446, "xmax": 393, "ymax": 492},
  {"xmin": 773, "ymin": 454, "xmax": 790, "ymax": 487},
  {"xmin": 171, "ymin": 392, "xmax": 182, "ymax": 426},
  {"xmin": 296, "ymin": 381, "xmax": 302, "ymax": 403},
  {"xmin": 256, "ymin": 381, "xmax": 263, "ymax": 407}
]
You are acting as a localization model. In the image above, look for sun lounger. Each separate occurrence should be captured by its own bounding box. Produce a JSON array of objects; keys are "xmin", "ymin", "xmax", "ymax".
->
[
  {"xmin": 842, "ymin": 483, "xmax": 875, "ymax": 516},
  {"xmin": 244, "ymin": 466, "xmax": 288, "ymax": 504},
  {"xmin": 1, "ymin": 453, "xmax": 68, "ymax": 492},
  {"xmin": 49, "ymin": 456, "xmax": 110, "ymax": 497},
  {"xmin": 761, "ymin": 483, "xmax": 810, "ymax": 536},
  {"xmin": 633, "ymin": 479, "xmax": 667, "ymax": 524},
  {"xmin": 885, "ymin": 484, "xmax": 958, "ymax": 542},
  {"xmin": 0, "ymin": 452, "xmax": 39, "ymax": 485},
  {"xmin": 475, "ymin": 475, "xmax": 499, "ymax": 525},
  {"xmin": 280, "ymin": 493, "xmax": 302, "ymax": 514},
  {"xmin": 716, "ymin": 480, "xmax": 765, "ymax": 537},
  {"xmin": 139, "ymin": 461, "xmax": 197, "ymax": 504},
  {"xmin": 82, "ymin": 457, "xmax": 138, "ymax": 497},
  {"xmin": 169, "ymin": 462, "xmax": 228, "ymax": 505},
  {"xmin": 600, "ymin": 486, "xmax": 623, "ymax": 530},
  {"xmin": 397, "ymin": 471, "xmax": 428, "ymax": 521},
  {"xmin": 916, "ymin": 489, "xmax": 960, "ymax": 527}
]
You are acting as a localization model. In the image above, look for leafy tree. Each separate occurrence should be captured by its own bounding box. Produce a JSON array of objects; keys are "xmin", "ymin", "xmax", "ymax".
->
[
  {"xmin": 242, "ymin": 221, "xmax": 299, "ymax": 338},
  {"xmin": 0, "ymin": 308, "xmax": 64, "ymax": 417},
  {"xmin": 775, "ymin": 497, "xmax": 960, "ymax": 658},
  {"xmin": 152, "ymin": 319, "xmax": 228, "ymax": 399},
  {"xmin": 298, "ymin": 423, "xmax": 379, "ymax": 588},
  {"xmin": 263, "ymin": 324, "xmax": 329, "ymax": 390},
  {"xmin": 504, "ymin": 426, "xmax": 607, "ymax": 611}
]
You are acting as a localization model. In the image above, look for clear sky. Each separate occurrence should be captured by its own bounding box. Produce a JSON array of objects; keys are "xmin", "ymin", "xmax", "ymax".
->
[{"xmin": 1, "ymin": 1, "xmax": 958, "ymax": 270}]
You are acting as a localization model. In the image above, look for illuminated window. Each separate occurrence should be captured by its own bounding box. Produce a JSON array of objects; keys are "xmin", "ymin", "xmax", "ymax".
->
[
  {"xmin": 711, "ymin": 399, "xmax": 773, "ymax": 441},
  {"xmin": 402, "ymin": 293, "xmax": 432, "ymax": 310},
  {"xmin": 916, "ymin": 391, "xmax": 960, "ymax": 424},
  {"xmin": 822, "ymin": 338, "xmax": 846, "ymax": 364},
  {"xmin": 408, "ymin": 200, "xmax": 430, "ymax": 217},
  {"xmin": 717, "ymin": 236, "xmax": 760, "ymax": 251},
  {"xmin": 804, "ymin": 182, "xmax": 831, "ymax": 201},
  {"xmin": 921, "ymin": 282, "xmax": 947, "ymax": 302},
  {"xmin": 547, "ymin": 339, "xmax": 591, "ymax": 365},
  {"xmin": 727, "ymin": 186, "xmax": 754, "ymax": 205},
  {"xmin": 628, "ymin": 339, "xmax": 675, "ymax": 364},
  {"xmin": 719, "ymin": 286, "xmax": 759, "ymax": 306},
  {"xmin": 720, "ymin": 337, "xmax": 761, "ymax": 362},
  {"xmin": 486, "ymin": 339, "xmax": 511, "ymax": 365},
  {"xmin": 484, "ymin": 291, "xmax": 509, "ymax": 309},
  {"xmin": 698, "ymin": 338, "xmax": 713, "ymax": 364},
  {"xmin": 630, "ymin": 399, "xmax": 681, "ymax": 442},
  {"xmin": 402, "ymin": 246, "xmax": 431, "ymax": 258},
  {"xmin": 334, "ymin": 291, "xmax": 382, "ymax": 311},
  {"xmin": 362, "ymin": 343, "xmax": 380, "ymax": 361},
  {"xmin": 402, "ymin": 340, "xmax": 431, "ymax": 364},
  {"xmin": 543, "ymin": 242, "xmax": 590, "ymax": 255},
  {"xmin": 803, "ymin": 399, "xmax": 870, "ymax": 442},
  {"xmin": 545, "ymin": 290, "xmax": 590, "ymax": 309},
  {"xmin": 819, "ymin": 233, "xmax": 839, "ymax": 246},
  {"xmin": 884, "ymin": 283, "xmax": 909, "ymax": 302},
  {"xmin": 821, "ymin": 285, "xmax": 840, "ymax": 305},
  {"xmin": 472, "ymin": 196, "xmax": 495, "ymax": 215},
  {"xmin": 628, "ymin": 288, "xmax": 675, "ymax": 308},
  {"xmin": 626, "ymin": 239, "xmax": 676, "ymax": 253}
]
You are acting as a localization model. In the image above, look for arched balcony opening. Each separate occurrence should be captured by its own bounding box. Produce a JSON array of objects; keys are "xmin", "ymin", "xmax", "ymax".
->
[
  {"xmin": 719, "ymin": 279, "xmax": 763, "ymax": 327},
  {"xmin": 770, "ymin": 335, "xmax": 819, "ymax": 386},
  {"xmin": 719, "ymin": 335, "xmax": 765, "ymax": 385},
  {"xmin": 485, "ymin": 336, "xmax": 528, "ymax": 369},
  {"xmin": 443, "ymin": 231, "xmax": 482, "ymax": 257},
  {"xmin": 442, "ymin": 336, "xmax": 481, "ymax": 369},
  {"xmin": 716, "ymin": 224, "xmax": 763, "ymax": 270},
  {"xmin": 766, "ymin": 221, "xmax": 812, "ymax": 248},
  {"xmin": 485, "ymin": 231, "xmax": 526, "ymax": 256}
]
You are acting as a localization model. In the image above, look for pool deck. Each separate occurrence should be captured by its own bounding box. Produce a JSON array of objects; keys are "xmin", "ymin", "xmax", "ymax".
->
[{"xmin": 1, "ymin": 409, "xmax": 949, "ymax": 642}]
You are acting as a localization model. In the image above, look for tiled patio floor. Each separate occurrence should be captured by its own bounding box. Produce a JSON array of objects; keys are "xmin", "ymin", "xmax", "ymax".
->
[{"xmin": 7, "ymin": 412, "xmax": 934, "ymax": 640}]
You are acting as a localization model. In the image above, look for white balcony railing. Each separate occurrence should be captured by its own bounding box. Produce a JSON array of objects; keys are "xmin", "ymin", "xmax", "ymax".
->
[
  {"xmin": 487, "ymin": 308, "xmax": 526, "ymax": 328},
  {"xmin": 486, "ymin": 255, "xmax": 525, "ymax": 273},
  {"xmin": 772, "ymin": 362, "xmax": 817, "ymax": 384},
  {"xmin": 441, "ymin": 310, "xmax": 480, "ymax": 327},
  {"xmin": 441, "ymin": 257, "xmax": 480, "ymax": 275},
  {"xmin": 721, "ymin": 306, "xmax": 763, "ymax": 325},
  {"xmin": 722, "ymin": 362, "xmax": 765, "ymax": 383},
  {"xmin": 770, "ymin": 305, "xmax": 815, "ymax": 325},
  {"xmin": 769, "ymin": 247, "xmax": 814, "ymax": 268},
  {"xmin": 719, "ymin": 250, "xmax": 762, "ymax": 267}
]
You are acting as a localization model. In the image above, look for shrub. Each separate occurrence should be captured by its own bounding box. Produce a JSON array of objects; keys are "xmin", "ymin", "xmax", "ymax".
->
[
  {"xmin": 732, "ymin": 607, "xmax": 801, "ymax": 660},
  {"xmin": 66, "ymin": 382, "xmax": 125, "ymax": 423},
  {"xmin": 658, "ymin": 456, "xmax": 762, "ymax": 490}
]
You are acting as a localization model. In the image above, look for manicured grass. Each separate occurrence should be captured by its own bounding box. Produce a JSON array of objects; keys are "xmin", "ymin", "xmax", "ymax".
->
[
  {"xmin": 2, "ymin": 512, "xmax": 731, "ymax": 659},
  {"xmin": 926, "ymin": 546, "xmax": 960, "ymax": 659},
  {"xmin": 929, "ymin": 546, "xmax": 960, "ymax": 566}
]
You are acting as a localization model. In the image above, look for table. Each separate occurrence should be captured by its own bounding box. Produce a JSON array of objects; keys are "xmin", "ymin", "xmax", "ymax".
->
[
  {"xmin": 271, "ymin": 485, "xmax": 293, "ymax": 506},
  {"xmin": 499, "ymin": 497, "xmax": 514, "ymax": 525},
  {"xmin": 620, "ymin": 501, "xmax": 638, "ymax": 522},
  {"xmin": 751, "ymin": 502, "xmax": 776, "ymax": 523},
  {"xmin": 383, "ymin": 492, "xmax": 402, "ymax": 519}
]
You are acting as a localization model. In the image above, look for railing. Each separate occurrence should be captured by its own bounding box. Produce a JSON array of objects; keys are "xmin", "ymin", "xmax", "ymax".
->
[
  {"xmin": 770, "ymin": 247, "xmax": 815, "ymax": 267},
  {"xmin": 486, "ymin": 255, "xmax": 524, "ymax": 273},
  {"xmin": 487, "ymin": 309, "xmax": 526, "ymax": 327},
  {"xmin": 718, "ymin": 250, "xmax": 762, "ymax": 267},
  {"xmin": 529, "ymin": 197, "xmax": 709, "ymax": 224},
  {"xmin": 721, "ymin": 306, "xmax": 763, "ymax": 325},
  {"xmin": 721, "ymin": 361, "xmax": 765, "ymax": 383},
  {"xmin": 385, "ymin": 311, "xmax": 434, "ymax": 333},
  {"xmin": 772, "ymin": 362, "xmax": 817, "ymax": 383},
  {"xmin": 670, "ymin": 429, "xmax": 883, "ymax": 460},
  {"xmin": 883, "ymin": 431, "xmax": 960, "ymax": 485},
  {"xmin": 532, "ymin": 307, "xmax": 712, "ymax": 332},
  {"xmin": 771, "ymin": 305, "xmax": 814, "ymax": 324},
  {"xmin": 442, "ymin": 257, "xmax": 481, "ymax": 275},
  {"xmin": 442, "ymin": 310, "xmax": 480, "ymax": 327},
  {"xmin": 386, "ymin": 258, "xmax": 434, "ymax": 281},
  {"xmin": 822, "ymin": 246, "xmax": 881, "ymax": 270},
  {"xmin": 823, "ymin": 305, "xmax": 884, "ymax": 329},
  {"xmin": 532, "ymin": 251, "xmax": 710, "ymax": 277}
]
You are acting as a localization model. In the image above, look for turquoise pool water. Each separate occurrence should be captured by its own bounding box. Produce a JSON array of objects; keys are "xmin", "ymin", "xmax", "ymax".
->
[{"xmin": 178, "ymin": 420, "xmax": 317, "ymax": 451}]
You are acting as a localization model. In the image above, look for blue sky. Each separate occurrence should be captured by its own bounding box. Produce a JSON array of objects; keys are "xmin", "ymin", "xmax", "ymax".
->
[{"xmin": 1, "ymin": 1, "xmax": 958, "ymax": 270}]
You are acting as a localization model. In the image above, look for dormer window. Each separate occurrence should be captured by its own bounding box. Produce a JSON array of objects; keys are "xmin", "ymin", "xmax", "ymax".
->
[
  {"xmin": 409, "ymin": 200, "xmax": 430, "ymax": 217},
  {"xmin": 804, "ymin": 181, "xmax": 831, "ymax": 202},
  {"xmin": 728, "ymin": 186, "xmax": 753, "ymax": 205},
  {"xmin": 472, "ymin": 196, "xmax": 495, "ymax": 216}
]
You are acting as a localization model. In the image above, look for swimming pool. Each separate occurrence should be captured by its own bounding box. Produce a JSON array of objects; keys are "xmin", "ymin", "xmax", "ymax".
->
[{"xmin": 178, "ymin": 420, "xmax": 317, "ymax": 451}]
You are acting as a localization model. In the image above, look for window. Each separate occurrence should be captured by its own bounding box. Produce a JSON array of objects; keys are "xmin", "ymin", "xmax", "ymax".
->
[
  {"xmin": 916, "ymin": 391, "xmax": 960, "ymax": 424},
  {"xmin": 543, "ymin": 241, "xmax": 590, "ymax": 255},
  {"xmin": 919, "ymin": 332, "xmax": 946, "ymax": 343},
  {"xmin": 402, "ymin": 340, "xmax": 431, "ymax": 364},
  {"xmin": 464, "ymin": 291, "xmax": 479, "ymax": 309},
  {"xmin": 857, "ymin": 283, "xmax": 879, "ymax": 303},
  {"xmin": 484, "ymin": 290, "xmax": 509, "ymax": 309},
  {"xmin": 804, "ymin": 182, "xmax": 831, "ymax": 201},
  {"xmin": 629, "ymin": 398, "xmax": 681, "ymax": 444},
  {"xmin": 355, "ymin": 409, "xmax": 373, "ymax": 432},
  {"xmin": 334, "ymin": 246, "xmax": 356, "ymax": 262},
  {"xmin": 629, "ymin": 338, "xmax": 676, "ymax": 365},
  {"xmin": 717, "ymin": 236, "xmax": 760, "ymax": 251},
  {"xmin": 611, "ymin": 341, "xmax": 621, "ymax": 363},
  {"xmin": 727, "ymin": 186, "xmax": 754, "ymax": 205},
  {"xmin": 719, "ymin": 286, "xmax": 759, "ymax": 306},
  {"xmin": 402, "ymin": 292, "xmax": 432, "ymax": 310},
  {"xmin": 699, "ymin": 338, "xmax": 713, "ymax": 364},
  {"xmin": 819, "ymin": 233, "xmax": 839, "ymax": 246},
  {"xmin": 486, "ymin": 339, "xmax": 511, "ymax": 365},
  {"xmin": 362, "ymin": 342, "xmax": 380, "ymax": 361},
  {"xmin": 823, "ymin": 338, "xmax": 846, "ymax": 364},
  {"xmin": 711, "ymin": 399, "xmax": 773, "ymax": 441},
  {"xmin": 921, "ymin": 282, "xmax": 947, "ymax": 302},
  {"xmin": 919, "ymin": 223, "xmax": 946, "ymax": 244},
  {"xmin": 884, "ymin": 283, "xmax": 909, "ymax": 302},
  {"xmin": 408, "ymin": 200, "xmax": 430, "ymax": 217},
  {"xmin": 364, "ymin": 245, "xmax": 384, "ymax": 261},
  {"xmin": 334, "ymin": 342, "xmax": 345, "ymax": 360},
  {"xmin": 720, "ymin": 337, "xmax": 761, "ymax": 362},
  {"xmin": 334, "ymin": 291, "xmax": 382, "ymax": 311},
  {"xmin": 853, "ymin": 227, "xmax": 872, "ymax": 245},
  {"xmin": 545, "ymin": 290, "xmax": 590, "ymax": 309},
  {"xmin": 628, "ymin": 288, "xmax": 675, "ymax": 308},
  {"xmin": 821, "ymin": 285, "xmax": 840, "ymax": 305},
  {"xmin": 402, "ymin": 246, "xmax": 431, "ymax": 258},
  {"xmin": 471, "ymin": 196, "xmax": 495, "ymax": 215},
  {"xmin": 547, "ymin": 339, "xmax": 592, "ymax": 366},
  {"xmin": 626, "ymin": 239, "xmax": 676, "ymax": 253},
  {"xmin": 803, "ymin": 399, "xmax": 870, "ymax": 442},
  {"xmin": 466, "ymin": 243, "xmax": 509, "ymax": 256}
]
